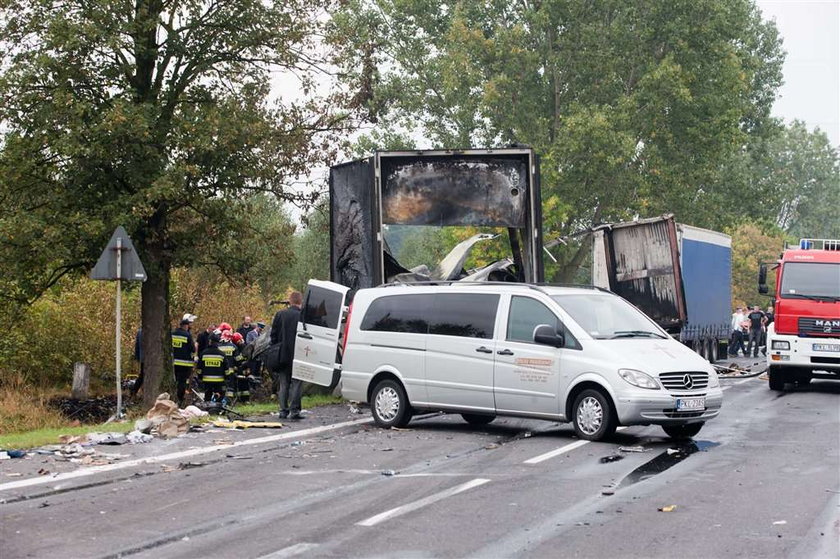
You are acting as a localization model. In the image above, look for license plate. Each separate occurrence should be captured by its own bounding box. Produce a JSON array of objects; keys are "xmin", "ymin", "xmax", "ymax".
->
[
  {"xmin": 813, "ymin": 343, "xmax": 840, "ymax": 352},
  {"xmin": 676, "ymin": 397, "xmax": 705, "ymax": 411}
]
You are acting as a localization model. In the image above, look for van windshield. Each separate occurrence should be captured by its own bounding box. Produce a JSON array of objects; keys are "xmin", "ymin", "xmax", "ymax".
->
[{"xmin": 551, "ymin": 293, "xmax": 667, "ymax": 340}]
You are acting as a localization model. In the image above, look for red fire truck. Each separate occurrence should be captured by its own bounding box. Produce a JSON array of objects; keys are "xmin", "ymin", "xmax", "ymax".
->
[{"xmin": 760, "ymin": 239, "xmax": 840, "ymax": 390}]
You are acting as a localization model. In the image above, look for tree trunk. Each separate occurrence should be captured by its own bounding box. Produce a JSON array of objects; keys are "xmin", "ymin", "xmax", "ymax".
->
[{"xmin": 140, "ymin": 249, "xmax": 171, "ymax": 409}]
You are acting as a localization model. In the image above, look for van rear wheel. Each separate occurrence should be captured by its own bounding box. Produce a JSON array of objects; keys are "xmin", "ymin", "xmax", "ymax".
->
[
  {"xmin": 662, "ymin": 422, "xmax": 704, "ymax": 439},
  {"xmin": 572, "ymin": 389, "xmax": 617, "ymax": 441},
  {"xmin": 370, "ymin": 379, "xmax": 412, "ymax": 428},
  {"xmin": 461, "ymin": 413, "xmax": 496, "ymax": 426}
]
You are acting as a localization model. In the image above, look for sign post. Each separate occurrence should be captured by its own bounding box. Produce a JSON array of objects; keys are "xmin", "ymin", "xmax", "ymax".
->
[{"xmin": 91, "ymin": 227, "xmax": 146, "ymax": 419}]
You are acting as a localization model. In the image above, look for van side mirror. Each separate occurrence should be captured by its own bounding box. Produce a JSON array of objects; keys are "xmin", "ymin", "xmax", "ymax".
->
[
  {"xmin": 533, "ymin": 324, "xmax": 565, "ymax": 348},
  {"xmin": 758, "ymin": 263, "xmax": 768, "ymax": 294}
]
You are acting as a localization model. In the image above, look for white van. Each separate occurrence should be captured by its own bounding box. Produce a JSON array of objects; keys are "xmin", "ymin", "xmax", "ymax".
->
[{"xmin": 292, "ymin": 281, "xmax": 723, "ymax": 441}]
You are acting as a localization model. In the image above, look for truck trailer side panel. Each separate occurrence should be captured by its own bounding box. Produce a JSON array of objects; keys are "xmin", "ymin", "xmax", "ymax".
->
[{"xmin": 678, "ymin": 225, "xmax": 732, "ymax": 345}]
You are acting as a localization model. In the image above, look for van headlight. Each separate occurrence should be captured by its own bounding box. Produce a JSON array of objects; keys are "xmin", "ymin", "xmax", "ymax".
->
[
  {"xmin": 708, "ymin": 371, "xmax": 720, "ymax": 388},
  {"xmin": 771, "ymin": 341, "xmax": 790, "ymax": 350},
  {"xmin": 618, "ymin": 368, "xmax": 660, "ymax": 390}
]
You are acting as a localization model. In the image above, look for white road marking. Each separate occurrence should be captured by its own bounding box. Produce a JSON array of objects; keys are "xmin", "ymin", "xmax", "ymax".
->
[
  {"xmin": 523, "ymin": 440, "xmax": 589, "ymax": 464},
  {"xmin": 356, "ymin": 478, "xmax": 490, "ymax": 527},
  {"xmin": 522, "ymin": 427, "xmax": 627, "ymax": 465},
  {"xmin": 721, "ymin": 386, "xmax": 732, "ymax": 391},
  {"xmin": 256, "ymin": 542, "xmax": 319, "ymax": 558},
  {"xmin": 0, "ymin": 417, "xmax": 372, "ymax": 494},
  {"xmin": 736, "ymin": 377, "xmax": 754, "ymax": 385}
]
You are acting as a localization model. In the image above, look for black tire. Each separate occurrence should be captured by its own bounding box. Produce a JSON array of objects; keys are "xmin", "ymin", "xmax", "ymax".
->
[
  {"xmin": 796, "ymin": 372, "xmax": 812, "ymax": 385},
  {"xmin": 768, "ymin": 367, "xmax": 785, "ymax": 391},
  {"xmin": 662, "ymin": 422, "xmax": 704, "ymax": 439},
  {"xmin": 461, "ymin": 413, "xmax": 496, "ymax": 425},
  {"xmin": 571, "ymin": 388, "xmax": 617, "ymax": 441},
  {"xmin": 709, "ymin": 339, "xmax": 719, "ymax": 363},
  {"xmin": 370, "ymin": 379, "xmax": 412, "ymax": 428}
]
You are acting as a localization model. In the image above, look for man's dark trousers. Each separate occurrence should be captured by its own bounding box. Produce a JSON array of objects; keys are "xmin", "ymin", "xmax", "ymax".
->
[
  {"xmin": 275, "ymin": 364, "xmax": 302, "ymax": 418},
  {"xmin": 174, "ymin": 365, "xmax": 192, "ymax": 406},
  {"xmin": 746, "ymin": 328, "xmax": 761, "ymax": 357}
]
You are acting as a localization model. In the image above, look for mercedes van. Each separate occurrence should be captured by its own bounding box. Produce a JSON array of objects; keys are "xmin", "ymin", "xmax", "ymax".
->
[{"xmin": 292, "ymin": 280, "xmax": 722, "ymax": 441}]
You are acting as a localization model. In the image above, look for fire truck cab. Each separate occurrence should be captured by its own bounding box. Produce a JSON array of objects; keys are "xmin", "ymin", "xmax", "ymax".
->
[{"xmin": 760, "ymin": 238, "xmax": 840, "ymax": 390}]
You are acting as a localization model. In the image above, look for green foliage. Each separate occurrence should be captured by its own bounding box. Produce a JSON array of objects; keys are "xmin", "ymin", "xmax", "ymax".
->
[
  {"xmin": 331, "ymin": 0, "xmax": 786, "ymax": 280},
  {"xmin": 727, "ymin": 220, "xmax": 790, "ymax": 308}
]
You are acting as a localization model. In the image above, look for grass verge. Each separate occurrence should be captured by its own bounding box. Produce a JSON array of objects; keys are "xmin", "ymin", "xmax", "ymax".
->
[{"xmin": 0, "ymin": 394, "xmax": 345, "ymax": 450}]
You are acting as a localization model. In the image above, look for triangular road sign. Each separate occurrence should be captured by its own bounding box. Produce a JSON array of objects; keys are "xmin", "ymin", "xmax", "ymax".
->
[{"xmin": 90, "ymin": 226, "xmax": 147, "ymax": 281}]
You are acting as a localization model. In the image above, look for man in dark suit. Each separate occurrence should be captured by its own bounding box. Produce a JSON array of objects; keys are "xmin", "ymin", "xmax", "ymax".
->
[{"xmin": 270, "ymin": 291, "xmax": 304, "ymax": 419}]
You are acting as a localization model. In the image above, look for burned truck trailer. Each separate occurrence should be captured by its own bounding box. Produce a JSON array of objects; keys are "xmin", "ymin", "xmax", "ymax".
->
[{"xmin": 329, "ymin": 149, "xmax": 544, "ymax": 289}]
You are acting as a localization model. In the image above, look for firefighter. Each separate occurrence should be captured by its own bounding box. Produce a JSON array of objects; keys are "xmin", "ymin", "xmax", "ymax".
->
[
  {"xmin": 217, "ymin": 330, "xmax": 238, "ymax": 401},
  {"xmin": 198, "ymin": 331, "xmax": 229, "ymax": 401},
  {"xmin": 171, "ymin": 316, "xmax": 195, "ymax": 407},
  {"xmin": 231, "ymin": 332, "xmax": 250, "ymax": 403}
]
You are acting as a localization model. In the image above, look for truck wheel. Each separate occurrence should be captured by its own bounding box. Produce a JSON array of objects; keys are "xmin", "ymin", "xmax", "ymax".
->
[
  {"xmin": 371, "ymin": 379, "xmax": 412, "ymax": 428},
  {"xmin": 796, "ymin": 372, "xmax": 812, "ymax": 385},
  {"xmin": 572, "ymin": 389, "xmax": 617, "ymax": 441},
  {"xmin": 768, "ymin": 367, "xmax": 785, "ymax": 391},
  {"xmin": 461, "ymin": 413, "xmax": 496, "ymax": 425},
  {"xmin": 709, "ymin": 339, "xmax": 719, "ymax": 363},
  {"xmin": 662, "ymin": 422, "xmax": 704, "ymax": 439}
]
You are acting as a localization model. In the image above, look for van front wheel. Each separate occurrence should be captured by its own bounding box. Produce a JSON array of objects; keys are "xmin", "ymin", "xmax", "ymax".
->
[
  {"xmin": 572, "ymin": 389, "xmax": 617, "ymax": 441},
  {"xmin": 371, "ymin": 379, "xmax": 412, "ymax": 428},
  {"xmin": 662, "ymin": 422, "xmax": 703, "ymax": 439}
]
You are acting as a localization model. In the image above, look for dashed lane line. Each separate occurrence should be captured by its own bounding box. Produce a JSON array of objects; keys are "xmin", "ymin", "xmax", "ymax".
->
[
  {"xmin": 0, "ymin": 417, "xmax": 372, "ymax": 495},
  {"xmin": 255, "ymin": 542, "xmax": 320, "ymax": 559},
  {"xmin": 356, "ymin": 478, "xmax": 491, "ymax": 527},
  {"xmin": 521, "ymin": 427, "xmax": 626, "ymax": 465}
]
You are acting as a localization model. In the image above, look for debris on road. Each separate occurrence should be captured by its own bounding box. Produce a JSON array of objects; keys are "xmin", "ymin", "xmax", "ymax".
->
[
  {"xmin": 601, "ymin": 489, "xmax": 615, "ymax": 496},
  {"xmin": 87, "ymin": 432, "xmax": 128, "ymax": 445},
  {"xmin": 772, "ymin": 520, "xmax": 787, "ymax": 525},
  {"xmin": 618, "ymin": 446, "xmax": 647, "ymax": 453},
  {"xmin": 381, "ymin": 469, "xmax": 398, "ymax": 476},
  {"xmin": 126, "ymin": 431, "xmax": 153, "ymax": 444},
  {"xmin": 599, "ymin": 455, "xmax": 624, "ymax": 463},
  {"xmin": 145, "ymin": 393, "xmax": 190, "ymax": 438},
  {"xmin": 658, "ymin": 505, "xmax": 677, "ymax": 512}
]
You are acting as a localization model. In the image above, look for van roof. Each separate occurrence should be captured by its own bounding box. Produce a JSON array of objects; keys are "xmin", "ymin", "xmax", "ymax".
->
[{"xmin": 372, "ymin": 282, "xmax": 612, "ymax": 297}]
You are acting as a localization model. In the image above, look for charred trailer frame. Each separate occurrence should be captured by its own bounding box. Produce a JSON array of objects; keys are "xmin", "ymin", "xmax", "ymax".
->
[{"xmin": 329, "ymin": 149, "xmax": 544, "ymax": 290}]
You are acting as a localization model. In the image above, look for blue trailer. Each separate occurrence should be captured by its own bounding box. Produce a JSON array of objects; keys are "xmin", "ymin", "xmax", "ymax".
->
[{"xmin": 591, "ymin": 215, "xmax": 732, "ymax": 362}]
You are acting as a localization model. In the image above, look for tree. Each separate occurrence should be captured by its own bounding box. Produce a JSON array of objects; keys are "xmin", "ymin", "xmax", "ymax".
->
[
  {"xmin": 331, "ymin": 0, "xmax": 785, "ymax": 280},
  {"xmin": 0, "ymin": 0, "xmax": 352, "ymax": 406},
  {"xmin": 727, "ymin": 221, "xmax": 789, "ymax": 308}
]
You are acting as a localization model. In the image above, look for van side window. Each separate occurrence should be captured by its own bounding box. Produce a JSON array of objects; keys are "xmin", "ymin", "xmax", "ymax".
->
[
  {"xmin": 507, "ymin": 296, "xmax": 580, "ymax": 348},
  {"xmin": 429, "ymin": 294, "xmax": 499, "ymax": 339},
  {"xmin": 302, "ymin": 286, "xmax": 344, "ymax": 329},
  {"xmin": 359, "ymin": 294, "xmax": 433, "ymax": 333}
]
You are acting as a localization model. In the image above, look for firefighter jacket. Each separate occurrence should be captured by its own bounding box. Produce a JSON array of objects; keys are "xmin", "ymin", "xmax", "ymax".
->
[
  {"xmin": 217, "ymin": 341, "xmax": 238, "ymax": 375},
  {"xmin": 171, "ymin": 327, "xmax": 195, "ymax": 368},
  {"xmin": 199, "ymin": 346, "xmax": 229, "ymax": 384}
]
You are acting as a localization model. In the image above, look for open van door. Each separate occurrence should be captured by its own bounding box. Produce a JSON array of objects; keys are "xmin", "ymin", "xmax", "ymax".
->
[{"xmin": 292, "ymin": 280, "xmax": 350, "ymax": 387}]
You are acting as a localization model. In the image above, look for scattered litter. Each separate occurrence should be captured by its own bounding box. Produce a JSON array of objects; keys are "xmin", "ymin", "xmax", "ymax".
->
[
  {"xmin": 758, "ymin": 373, "xmax": 768, "ymax": 381},
  {"xmin": 601, "ymin": 489, "xmax": 615, "ymax": 496},
  {"xmin": 0, "ymin": 452, "xmax": 9, "ymax": 460},
  {"xmin": 180, "ymin": 405, "xmax": 209, "ymax": 419},
  {"xmin": 126, "ymin": 431, "xmax": 154, "ymax": 444},
  {"xmin": 390, "ymin": 427, "xmax": 412, "ymax": 431},
  {"xmin": 381, "ymin": 469, "xmax": 398, "ymax": 476},
  {"xmin": 618, "ymin": 446, "xmax": 647, "ymax": 453},
  {"xmin": 825, "ymin": 489, "xmax": 840, "ymax": 494},
  {"xmin": 666, "ymin": 448, "xmax": 680, "ymax": 455},
  {"xmin": 211, "ymin": 419, "xmax": 283, "ymax": 429},
  {"xmin": 56, "ymin": 443, "xmax": 96, "ymax": 458},
  {"xmin": 5, "ymin": 473, "xmax": 23, "ymax": 477},
  {"xmin": 58, "ymin": 434, "xmax": 88, "ymax": 445},
  {"xmin": 37, "ymin": 468, "xmax": 50, "ymax": 476},
  {"xmin": 599, "ymin": 455, "xmax": 624, "ymax": 463},
  {"xmin": 348, "ymin": 404, "xmax": 363, "ymax": 414},
  {"xmin": 87, "ymin": 432, "xmax": 128, "ymax": 445},
  {"xmin": 134, "ymin": 418, "xmax": 153, "ymax": 434},
  {"xmin": 658, "ymin": 505, "xmax": 677, "ymax": 512},
  {"xmin": 772, "ymin": 520, "xmax": 787, "ymax": 525},
  {"xmin": 39, "ymin": 501, "xmax": 50, "ymax": 508},
  {"xmin": 377, "ymin": 448, "xmax": 394, "ymax": 452},
  {"xmin": 484, "ymin": 443, "xmax": 500, "ymax": 450},
  {"xmin": 523, "ymin": 432, "xmax": 533, "ymax": 438},
  {"xmin": 182, "ymin": 536, "xmax": 190, "ymax": 542},
  {"xmin": 290, "ymin": 441, "xmax": 304, "ymax": 447},
  {"xmin": 178, "ymin": 462, "xmax": 205, "ymax": 470},
  {"xmin": 225, "ymin": 455, "xmax": 253, "ymax": 460},
  {"xmin": 146, "ymin": 393, "xmax": 189, "ymax": 438},
  {"xmin": 212, "ymin": 439, "xmax": 234, "ymax": 446}
]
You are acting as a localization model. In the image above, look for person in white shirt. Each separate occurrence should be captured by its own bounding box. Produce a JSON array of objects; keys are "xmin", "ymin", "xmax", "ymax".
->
[{"xmin": 729, "ymin": 307, "xmax": 747, "ymax": 356}]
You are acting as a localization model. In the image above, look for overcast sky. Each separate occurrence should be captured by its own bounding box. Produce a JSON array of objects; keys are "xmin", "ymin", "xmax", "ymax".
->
[{"xmin": 756, "ymin": 0, "xmax": 840, "ymax": 146}]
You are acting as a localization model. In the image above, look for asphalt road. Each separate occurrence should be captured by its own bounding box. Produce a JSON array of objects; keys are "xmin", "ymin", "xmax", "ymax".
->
[{"xmin": 2, "ymin": 364, "xmax": 838, "ymax": 558}]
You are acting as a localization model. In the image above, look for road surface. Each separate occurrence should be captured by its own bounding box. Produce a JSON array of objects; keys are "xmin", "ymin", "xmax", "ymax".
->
[{"xmin": 1, "ymin": 364, "xmax": 838, "ymax": 558}]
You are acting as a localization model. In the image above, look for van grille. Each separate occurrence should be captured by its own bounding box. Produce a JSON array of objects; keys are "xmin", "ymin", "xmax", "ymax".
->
[{"xmin": 659, "ymin": 371, "xmax": 709, "ymax": 391}]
